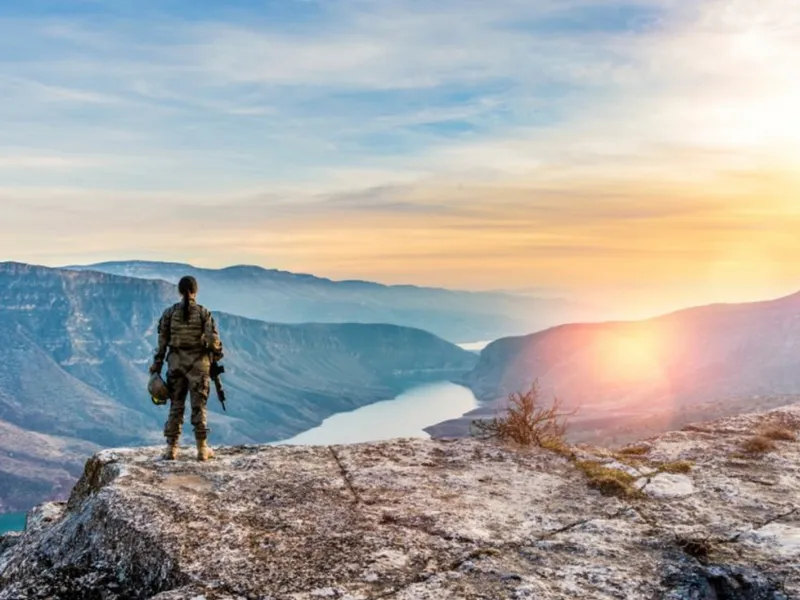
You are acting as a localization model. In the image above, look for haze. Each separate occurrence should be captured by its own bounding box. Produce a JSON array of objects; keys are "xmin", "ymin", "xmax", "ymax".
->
[{"xmin": 2, "ymin": 0, "xmax": 799, "ymax": 318}]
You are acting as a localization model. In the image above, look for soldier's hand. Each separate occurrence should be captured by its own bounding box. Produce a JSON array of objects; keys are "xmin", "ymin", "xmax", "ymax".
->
[{"xmin": 149, "ymin": 362, "xmax": 163, "ymax": 375}]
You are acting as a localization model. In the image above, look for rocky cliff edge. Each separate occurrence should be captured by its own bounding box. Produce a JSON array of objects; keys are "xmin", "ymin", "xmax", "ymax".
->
[{"xmin": 1, "ymin": 406, "xmax": 800, "ymax": 600}]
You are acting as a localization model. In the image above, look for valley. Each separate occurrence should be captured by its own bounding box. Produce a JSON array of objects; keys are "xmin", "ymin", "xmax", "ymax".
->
[
  {"xmin": 0, "ymin": 262, "xmax": 477, "ymax": 511},
  {"xmin": 3, "ymin": 4, "xmax": 798, "ymax": 595},
  {"xmin": 0, "ymin": 512, "xmax": 25, "ymax": 535},
  {"xmin": 5, "ymin": 258, "xmax": 800, "ymax": 516}
]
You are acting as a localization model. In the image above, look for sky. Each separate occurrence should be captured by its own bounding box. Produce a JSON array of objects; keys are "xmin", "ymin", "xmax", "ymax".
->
[{"xmin": 1, "ymin": 0, "xmax": 799, "ymax": 315}]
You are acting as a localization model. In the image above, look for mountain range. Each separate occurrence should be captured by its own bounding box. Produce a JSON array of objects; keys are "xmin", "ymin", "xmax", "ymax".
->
[
  {"xmin": 428, "ymin": 288, "xmax": 800, "ymax": 444},
  {"xmin": 64, "ymin": 260, "xmax": 593, "ymax": 343},
  {"xmin": 6, "ymin": 257, "xmax": 800, "ymax": 511},
  {"xmin": 0, "ymin": 262, "xmax": 477, "ymax": 511}
]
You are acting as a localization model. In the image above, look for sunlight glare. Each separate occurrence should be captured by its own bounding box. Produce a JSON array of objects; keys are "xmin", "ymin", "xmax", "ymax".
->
[{"xmin": 596, "ymin": 325, "xmax": 667, "ymax": 386}]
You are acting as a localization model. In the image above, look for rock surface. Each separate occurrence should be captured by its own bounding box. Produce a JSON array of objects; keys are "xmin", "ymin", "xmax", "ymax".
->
[{"xmin": 2, "ymin": 406, "xmax": 800, "ymax": 599}]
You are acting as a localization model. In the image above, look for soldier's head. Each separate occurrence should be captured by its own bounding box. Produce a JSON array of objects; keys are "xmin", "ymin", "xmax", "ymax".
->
[
  {"xmin": 178, "ymin": 275, "xmax": 198, "ymax": 321},
  {"xmin": 178, "ymin": 275, "xmax": 198, "ymax": 300}
]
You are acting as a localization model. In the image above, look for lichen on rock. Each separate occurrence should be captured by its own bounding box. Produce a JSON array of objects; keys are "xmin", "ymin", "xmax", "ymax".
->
[{"xmin": 2, "ymin": 406, "xmax": 800, "ymax": 599}]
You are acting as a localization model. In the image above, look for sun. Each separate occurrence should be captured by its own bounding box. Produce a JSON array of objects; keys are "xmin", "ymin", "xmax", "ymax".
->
[{"xmin": 597, "ymin": 325, "xmax": 667, "ymax": 386}]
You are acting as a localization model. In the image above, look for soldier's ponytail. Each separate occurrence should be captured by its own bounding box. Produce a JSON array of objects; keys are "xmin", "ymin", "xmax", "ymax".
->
[{"xmin": 177, "ymin": 276, "xmax": 198, "ymax": 322}]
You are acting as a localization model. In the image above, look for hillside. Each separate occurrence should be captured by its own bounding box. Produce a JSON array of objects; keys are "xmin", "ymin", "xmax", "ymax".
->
[
  {"xmin": 1, "ymin": 406, "xmax": 799, "ymax": 598},
  {"xmin": 64, "ymin": 260, "xmax": 593, "ymax": 343},
  {"xmin": 0, "ymin": 418, "xmax": 100, "ymax": 513},
  {"xmin": 435, "ymin": 289, "xmax": 800, "ymax": 444},
  {"xmin": 0, "ymin": 262, "xmax": 477, "ymax": 510}
]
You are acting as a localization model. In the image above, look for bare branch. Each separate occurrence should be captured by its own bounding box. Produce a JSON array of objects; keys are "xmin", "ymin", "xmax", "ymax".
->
[{"xmin": 471, "ymin": 380, "xmax": 575, "ymax": 449}]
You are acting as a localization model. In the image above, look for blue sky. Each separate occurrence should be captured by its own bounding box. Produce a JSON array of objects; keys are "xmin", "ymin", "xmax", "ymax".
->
[
  {"xmin": 0, "ymin": 0, "xmax": 664, "ymax": 190},
  {"xmin": 1, "ymin": 0, "xmax": 799, "ymax": 314}
]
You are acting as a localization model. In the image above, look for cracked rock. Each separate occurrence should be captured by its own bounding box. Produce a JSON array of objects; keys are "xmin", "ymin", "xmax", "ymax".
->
[{"xmin": 2, "ymin": 406, "xmax": 800, "ymax": 599}]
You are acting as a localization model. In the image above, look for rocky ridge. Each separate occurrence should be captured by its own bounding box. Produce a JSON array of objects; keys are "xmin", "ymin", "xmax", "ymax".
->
[
  {"xmin": 464, "ymin": 289, "xmax": 800, "ymax": 411},
  {"xmin": 66, "ymin": 260, "xmax": 591, "ymax": 344},
  {"xmin": 428, "ymin": 286, "xmax": 800, "ymax": 445},
  {"xmin": 1, "ymin": 406, "xmax": 799, "ymax": 599}
]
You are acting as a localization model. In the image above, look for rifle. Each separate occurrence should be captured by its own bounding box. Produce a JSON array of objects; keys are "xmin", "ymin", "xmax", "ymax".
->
[{"xmin": 210, "ymin": 361, "xmax": 227, "ymax": 411}]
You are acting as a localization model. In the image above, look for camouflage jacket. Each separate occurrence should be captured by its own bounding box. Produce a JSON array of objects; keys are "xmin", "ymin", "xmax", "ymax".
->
[{"xmin": 153, "ymin": 300, "xmax": 223, "ymax": 366}]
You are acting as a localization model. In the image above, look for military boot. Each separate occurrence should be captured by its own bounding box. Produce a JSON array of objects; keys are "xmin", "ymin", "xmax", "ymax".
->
[
  {"xmin": 196, "ymin": 439, "xmax": 215, "ymax": 462},
  {"xmin": 163, "ymin": 437, "xmax": 179, "ymax": 460}
]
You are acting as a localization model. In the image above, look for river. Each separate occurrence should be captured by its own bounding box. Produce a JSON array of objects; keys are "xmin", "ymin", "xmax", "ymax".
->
[
  {"xmin": 457, "ymin": 340, "xmax": 492, "ymax": 352},
  {"xmin": 0, "ymin": 511, "xmax": 26, "ymax": 534},
  {"xmin": 276, "ymin": 381, "xmax": 478, "ymax": 446}
]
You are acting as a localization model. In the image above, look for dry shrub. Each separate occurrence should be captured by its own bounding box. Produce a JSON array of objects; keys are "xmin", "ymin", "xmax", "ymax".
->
[
  {"xmin": 657, "ymin": 460, "xmax": 694, "ymax": 474},
  {"xmin": 740, "ymin": 435, "xmax": 777, "ymax": 455},
  {"xmin": 471, "ymin": 380, "xmax": 574, "ymax": 449},
  {"xmin": 575, "ymin": 461, "xmax": 642, "ymax": 498},
  {"xmin": 761, "ymin": 426, "xmax": 797, "ymax": 442},
  {"xmin": 618, "ymin": 444, "xmax": 650, "ymax": 456},
  {"xmin": 540, "ymin": 436, "xmax": 574, "ymax": 458}
]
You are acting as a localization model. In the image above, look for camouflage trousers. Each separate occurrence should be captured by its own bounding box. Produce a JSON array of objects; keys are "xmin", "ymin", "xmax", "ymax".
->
[{"xmin": 164, "ymin": 352, "xmax": 211, "ymax": 441}]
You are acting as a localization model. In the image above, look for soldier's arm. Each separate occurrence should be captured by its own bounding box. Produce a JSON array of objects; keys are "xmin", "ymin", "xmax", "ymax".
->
[
  {"xmin": 151, "ymin": 307, "xmax": 172, "ymax": 370},
  {"xmin": 203, "ymin": 309, "xmax": 224, "ymax": 361}
]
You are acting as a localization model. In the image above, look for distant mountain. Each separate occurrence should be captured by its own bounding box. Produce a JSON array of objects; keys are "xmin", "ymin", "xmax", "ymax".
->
[
  {"xmin": 0, "ymin": 262, "xmax": 477, "ymax": 510},
  {"xmin": 428, "ymin": 290, "xmax": 800, "ymax": 443},
  {"xmin": 64, "ymin": 260, "xmax": 593, "ymax": 343}
]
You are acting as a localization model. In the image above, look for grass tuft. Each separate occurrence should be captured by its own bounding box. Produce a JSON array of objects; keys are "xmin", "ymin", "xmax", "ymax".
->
[
  {"xmin": 618, "ymin": 444, "xmax": 650, "ymax": 456},
  {"xmin": 575, "ymin": 460, "xmax": 642, "ymax": 498}
]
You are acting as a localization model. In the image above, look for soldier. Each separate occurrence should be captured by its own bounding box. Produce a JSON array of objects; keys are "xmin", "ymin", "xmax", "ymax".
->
[{"xmin": 149, "ymin": 275, "xmax": 224, "ymax": 461}]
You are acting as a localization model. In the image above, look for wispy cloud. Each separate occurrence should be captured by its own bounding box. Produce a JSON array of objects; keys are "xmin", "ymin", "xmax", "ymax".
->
[
  {"xmin": 0, "ymin": 75, "xmax": 120, "ymax": 104},
  {"xmin": 0, "ymin": 154, "xmax": 108, "ymax": 169}
]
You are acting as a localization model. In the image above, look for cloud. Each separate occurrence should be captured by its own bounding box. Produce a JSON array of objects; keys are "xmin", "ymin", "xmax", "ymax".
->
[
  {"xmin": 0, "ymin": 75, "xmax": 121, "ymax": 105},
  {"xmin": 1, "ymin": 0, "xmax": 799, "ymax": 310}
]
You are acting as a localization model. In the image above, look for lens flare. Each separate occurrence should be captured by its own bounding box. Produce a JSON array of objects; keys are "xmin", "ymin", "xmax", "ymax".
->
[{"xmin": 595, "ymin": 324, "xmax": 667, "ymax": 386}]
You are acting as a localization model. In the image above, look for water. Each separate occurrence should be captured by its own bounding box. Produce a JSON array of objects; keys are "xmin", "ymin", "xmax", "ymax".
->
[
  {"xmin": 0, "ymin": 512, "xmax": 26, "ymax": 534},
  {"xmin": 458, "ymin": 340, "xmax": 492, "ymax": 352},
  {"xmin": 277, "ymin": 381, "xmax": 478, "ymax": 445}
]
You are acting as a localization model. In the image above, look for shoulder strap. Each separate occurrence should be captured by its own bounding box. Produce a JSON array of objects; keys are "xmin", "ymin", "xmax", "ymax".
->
[
  {"xmin": 165, "ymin": 303, "xmax": 179, "ymax": 325},
  {"xmin": 198, "ymin": 304, "xmax": 209, "ymax": 328}
]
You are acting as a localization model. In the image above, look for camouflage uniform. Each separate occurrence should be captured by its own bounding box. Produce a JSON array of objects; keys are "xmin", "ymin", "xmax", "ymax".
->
[{"xmin": 152, "ymin": 300, "xmax": 223, "ymax": 446}]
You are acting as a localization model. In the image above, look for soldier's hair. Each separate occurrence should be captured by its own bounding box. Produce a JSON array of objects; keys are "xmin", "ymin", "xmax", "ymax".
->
[{"xmin": 178, "ymin": 276, "xmax": 198, "ymax": 322}]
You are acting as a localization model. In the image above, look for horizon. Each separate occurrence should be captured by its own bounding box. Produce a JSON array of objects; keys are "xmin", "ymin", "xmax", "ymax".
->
[
  {"xmin": 4, "ymin": 256, "xmax": 799, "ymax": 323},
  {"xmin": 2, "ymin": 0, "xmax": 799, "ymax": 317}
]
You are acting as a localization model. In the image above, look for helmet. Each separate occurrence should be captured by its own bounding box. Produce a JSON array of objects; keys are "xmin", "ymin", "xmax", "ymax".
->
[{"xmin": 148, "ymin": 373, "xmax": 169, "ymax": 406}]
